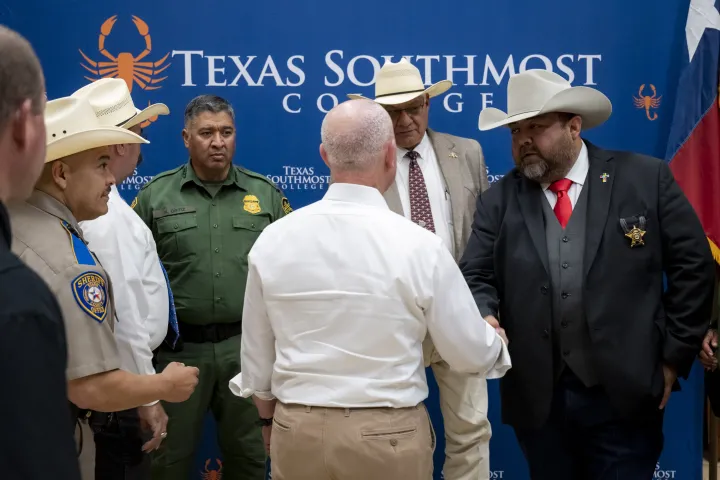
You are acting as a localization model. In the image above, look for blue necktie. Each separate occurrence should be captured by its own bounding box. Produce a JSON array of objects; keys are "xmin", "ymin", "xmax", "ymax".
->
[{"xmin": 159, "ymin": 260, "xmax": 180, "ymax": 348}]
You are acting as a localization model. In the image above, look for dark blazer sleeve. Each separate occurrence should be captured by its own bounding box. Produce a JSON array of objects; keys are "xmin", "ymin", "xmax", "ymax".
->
[
  {"xmin": 658, "ymin": 160, "xmax": 715, "ymax": 378},
  {"xmin": 459, "ymin": 192, "xmax": 499, "ymax": 318}
]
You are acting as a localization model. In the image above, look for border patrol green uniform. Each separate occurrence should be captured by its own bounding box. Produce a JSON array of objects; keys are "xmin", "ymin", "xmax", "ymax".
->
[{"xmin": 133, "ymin": 162, "xmax": 291, "ymax": 480}]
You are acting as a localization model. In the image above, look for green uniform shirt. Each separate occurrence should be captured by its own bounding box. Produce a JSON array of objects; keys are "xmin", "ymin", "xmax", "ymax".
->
[{"xmin": 132, "ymin": 162, "xmax": 292, "ymax": 326}]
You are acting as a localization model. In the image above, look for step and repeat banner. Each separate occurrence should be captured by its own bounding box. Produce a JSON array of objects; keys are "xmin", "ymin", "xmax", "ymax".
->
[{"xmin": 3, "ymin": 0, "xmax": 701, "ymax": 478}]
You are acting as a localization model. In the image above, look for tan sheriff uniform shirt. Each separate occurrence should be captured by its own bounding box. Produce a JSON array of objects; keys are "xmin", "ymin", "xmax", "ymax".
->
[{"xmin": 9, "ymin": 190, "xmax": 121, "ymax": 380}]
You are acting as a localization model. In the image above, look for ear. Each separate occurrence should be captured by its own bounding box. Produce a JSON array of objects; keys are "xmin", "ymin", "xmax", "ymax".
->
[
  {"xmin": 10, "ymin": 99, "xmax": 33, "ymax": 152},
  {"xmin": 51, "ymin": 160, "xmax": 70, "ymax": 190},
  {"xmin": 319, "ymin": 144, "xmax": 330, "ymax": 168},
  {"xmin": 114, "ymin": 143, "xmax": 127, "ymax": 156},
  {"xmin": 384, "ymin": 139, "xmax": 396, "ymax": 172},
  {"xmin": 182, "ymin": 127, "xmax": 190, "ymax": 149},
  {"xmin": 569, "ymin": 116, "xmax": 582, "ymax": 139}
]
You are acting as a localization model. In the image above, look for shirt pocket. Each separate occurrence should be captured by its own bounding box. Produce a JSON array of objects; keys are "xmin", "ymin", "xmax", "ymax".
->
[
  {"xmin": 155, "ymin": 212, "xmax": 198, "ymax": 258},
  {"xmin": 231, "ymin": 214, "xmax": 271, "ymax": 261}
]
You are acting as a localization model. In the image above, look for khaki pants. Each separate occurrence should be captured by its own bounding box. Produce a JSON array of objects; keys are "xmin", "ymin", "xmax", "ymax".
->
[
  {"xmin": 270, "ymin": 402, "xmax": 435, "ymax": 480},
  {"xmin": 424, "ymin": 336, "xmax": 491, "ymax": 480}
]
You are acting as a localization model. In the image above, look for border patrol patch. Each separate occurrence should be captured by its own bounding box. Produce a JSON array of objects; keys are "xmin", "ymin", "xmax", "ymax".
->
[
  {"xmin": 282, "ymin": 197, "xmax": 292, "ymax": 215},
  {"xmin": 130, "ymin": 197, "xmax": 138, "ymax": 209},
  {"xmin": 72, "ymin": 272, "xmax": 108, "ymax": 323},
  {"xmin": 243, "ymin": 194, "xmax": 261, "ymax": 214}
]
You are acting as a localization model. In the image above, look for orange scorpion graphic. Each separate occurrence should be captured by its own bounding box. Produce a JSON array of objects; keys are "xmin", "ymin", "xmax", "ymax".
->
[
  {"xmin": 633, "ymin": 84, "xmax": 662, "ymax": 121},
  {"xmin": 79, "ymin": 15, "xmax": 170, "ymax": 93},
  {"xmin": 200, "ymin": 458, "xmax": 223, "ymax": 480}
]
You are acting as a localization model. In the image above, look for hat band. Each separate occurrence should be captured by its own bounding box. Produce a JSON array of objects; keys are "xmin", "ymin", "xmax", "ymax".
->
[
  {"xmin": 116, "ymin": 113, "xmax": 136, "ymax": 127},
  {"xmin": 375, "ymin": 88, "xmax": 425, "ymax": 99}
]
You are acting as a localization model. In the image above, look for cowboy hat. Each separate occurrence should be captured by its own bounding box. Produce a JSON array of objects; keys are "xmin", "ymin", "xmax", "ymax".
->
[
  {"xmin": 45, "ymin": 96, "xmax": 148, "ymax": 163},
  {"xmin": 478, "ymin": 69, "xmax": 612, "ymax": 131},
  {"xmin": 348, "ymin": 58, "xmax": 452, "ymax": 106},
  {"xmin": 71, "ymin": 78, "xmax": 169, "ymax": 129}
]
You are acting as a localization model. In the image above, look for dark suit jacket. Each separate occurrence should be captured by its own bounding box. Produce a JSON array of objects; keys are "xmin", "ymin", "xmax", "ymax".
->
[{"xmin": 459, "ymin": 141, "xmax": 715, "ymax": 429}]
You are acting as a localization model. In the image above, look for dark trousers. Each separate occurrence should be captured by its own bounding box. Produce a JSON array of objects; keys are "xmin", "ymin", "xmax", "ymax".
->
[
  {"xmin": 514, "ymin": 370, "xmax": 664, "ymax": 480},
  {"xmin": 94, "ymin": 408, "xmax": 151, "ymax": 480}
]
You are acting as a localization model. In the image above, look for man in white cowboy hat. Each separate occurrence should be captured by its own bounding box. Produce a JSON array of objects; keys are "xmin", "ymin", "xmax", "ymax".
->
[
  {"xmin": 8, "ymin": 95, "xmax": 201, "ymax": 475},
  {"xmin": 0, "ymin": 25, "xmax": 82, "ymax": 480},
  {"xmin": 69, "ymin": 78, "xmax": 172, "ymax": 480},
  {"xmin": 461, "ymin": 69, "xmax": 715, "ymax": 479},
  {"xmin": 349, "ymin": 58, "xmax": 493, "ymax": 480}
]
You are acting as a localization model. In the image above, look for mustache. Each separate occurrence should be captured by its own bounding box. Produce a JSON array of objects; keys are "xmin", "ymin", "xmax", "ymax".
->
[{"xmin": 519, "ymin": 147, "xmax": 542, "ymax": 159}]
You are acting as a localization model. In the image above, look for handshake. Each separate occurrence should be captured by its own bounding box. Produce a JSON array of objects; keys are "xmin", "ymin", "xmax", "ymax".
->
[{"xmin": 484, "ymin": 315, "xmax": 508, "ymax": 345}]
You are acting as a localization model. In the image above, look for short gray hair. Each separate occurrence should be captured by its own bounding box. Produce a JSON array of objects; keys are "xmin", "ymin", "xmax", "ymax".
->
[
  {"xmin": 0, "ymin": 26, "xmax": 44, "ymax": 131},
  {"xmin": 184, "ymin": 95, "xmax": 235, "ymax": 127},
  {"xmin": 320, "ymin": 99, "xmax": 394, "ymax": 171}
]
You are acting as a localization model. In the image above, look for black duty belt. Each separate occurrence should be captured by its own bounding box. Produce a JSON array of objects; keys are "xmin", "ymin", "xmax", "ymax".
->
[{"xmin": 178, "ymin": 321, "xmax": 242, "ymax": 343}]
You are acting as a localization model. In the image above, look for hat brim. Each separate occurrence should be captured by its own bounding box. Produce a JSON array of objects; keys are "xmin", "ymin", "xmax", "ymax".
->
[
  {"xmin": 348, "ymin": 80, "xmax": 453, "ymax": 105},
  {"xmin": 46, "ymin": 127, "xmax": 149, "ymax": 163},
  {"xmin": 478, "ymin": 87, "xmax": 612, "ymax": 131},
  {"xmin": 121, "ymin": 103, "xmax": 170, "ymax": 129}
]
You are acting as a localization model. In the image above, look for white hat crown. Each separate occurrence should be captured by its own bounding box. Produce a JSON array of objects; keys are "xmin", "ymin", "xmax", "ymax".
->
[
  {"xmin": 505, "ymin": 70, "xmax": 573, "ymax": 117},
  {"xmin": 71, "ymin": 78, "xmax": 139, "ymax": 127}
]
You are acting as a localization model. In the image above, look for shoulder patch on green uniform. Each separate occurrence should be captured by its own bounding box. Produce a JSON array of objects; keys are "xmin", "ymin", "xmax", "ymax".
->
[
  {"xmin": 237, "ymin": 166, "xmax": 283, "ymax": 193},
  {"xmin": 130, "ymin": 197, "xmax": 138, "ymax": 209},
  {"xmin": 71, "ymin": 271, "xmax": 108, "ymax": 323},
  {"xmin": 61, "ymin": 221, "xmax": 97, "ymax": 266},
  {"xmin": 282, "ymin": 197, "xmax": 292, "ymax": 215},
  {"xmin": 140, "ymin": 165, "xmax": 186, "ymax": 191}
]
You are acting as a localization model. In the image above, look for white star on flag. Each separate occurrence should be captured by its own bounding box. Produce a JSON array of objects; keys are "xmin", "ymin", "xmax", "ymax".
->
[{"xmin": 686, "ymin": 0, "xmax": 720, "ymax": 61}]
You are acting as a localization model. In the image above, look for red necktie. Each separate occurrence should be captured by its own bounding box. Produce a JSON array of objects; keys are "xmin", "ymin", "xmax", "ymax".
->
[
  {"xmin": 406, "ymin": 151, "xmax": 436, "ymax": 233},
  {"xmin": 548, "ymin": 178, "xmax": 573, "ymax": 228}
]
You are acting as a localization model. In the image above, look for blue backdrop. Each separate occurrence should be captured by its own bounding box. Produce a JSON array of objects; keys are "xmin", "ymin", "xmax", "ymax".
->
[{"xmin": 3, "ymin": 0, "xmax": 702, "ymax": 478}]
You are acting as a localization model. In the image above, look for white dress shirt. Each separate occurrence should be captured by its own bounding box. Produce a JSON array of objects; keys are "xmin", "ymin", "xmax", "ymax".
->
[
  {"xmin": 80, "ymin": 186, "xmax": 169, "ymax": 378},
  {"xmin": 229, "ymin": 183, "xmax": 511, "ymax": 408},
  {"xmin": 395, "ymin": 133, "xmax": 455, "ymax": 254},
  {"xmin": 541, "ymin": 141, "xmax": 590, "ymax": 209}
]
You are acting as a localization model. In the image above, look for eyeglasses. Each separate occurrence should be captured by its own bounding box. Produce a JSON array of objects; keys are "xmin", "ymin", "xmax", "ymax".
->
[{"xmin": 385, "ymin": 99, "xmax": 427, "ymax": 121}]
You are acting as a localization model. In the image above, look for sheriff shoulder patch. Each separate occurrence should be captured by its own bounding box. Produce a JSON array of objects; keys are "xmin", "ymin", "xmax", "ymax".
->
[
  {"xmin": 72, "ymin": 272, "xmax": 108, "ymax": 323},
  {"xmin": 130, "ymin": 197, "xmax": 138, "ymax": 209},
  {"xmin": 282, "ymin": 197, "xmax": 292, "ymax": 215}
]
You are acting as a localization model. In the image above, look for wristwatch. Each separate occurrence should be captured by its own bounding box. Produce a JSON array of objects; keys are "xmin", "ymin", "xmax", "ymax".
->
[{"xmin": 256, "ymin": 417, "xmax": 273, "ymax": 427}]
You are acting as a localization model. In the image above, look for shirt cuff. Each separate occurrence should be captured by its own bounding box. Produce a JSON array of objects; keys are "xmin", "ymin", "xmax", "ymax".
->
[{"xmin": 228, "ymin": 373, "xmax": 275, "ymax": 400}]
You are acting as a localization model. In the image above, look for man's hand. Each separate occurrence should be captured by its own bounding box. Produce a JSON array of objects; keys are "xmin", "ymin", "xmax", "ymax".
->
[
  {"xmin": 484, "ymin": 315, "xmax": 509, "ymax": 345},
  {"xmin": 700, "ymin": 329, "xmax": 718, "ymax": 371},
  {"xmin": 659, "ymin": 364, "xmax": 677, "ymax": 410},
  {"xmin": 496, "ymin": 327, "xmax": 509, "ymax": 345},
  {"xmin": 160, "ymin": 362, "xmax": 200, "ymax": 402},
  {"xmin": 138, "ymin": 403, "xmax": 169, "ymax": 452},
  {"xmin": 261, "ymin": 425, "xmax": 272, "ymax": 455}
]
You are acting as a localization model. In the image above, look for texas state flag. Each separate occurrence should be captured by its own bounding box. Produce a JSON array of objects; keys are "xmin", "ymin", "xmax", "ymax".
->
[{"xmin": 666, "ymin": 0, "xmax": 720, "ymax": 263}]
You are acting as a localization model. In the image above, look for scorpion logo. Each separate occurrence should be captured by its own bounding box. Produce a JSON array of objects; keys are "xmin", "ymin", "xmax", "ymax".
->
[
  {"xmin": 200, "ymin": 458, "xmax": 223, "ymax": 480},
  {"xmin": 79, "ymin": 15, "xmax": 170, "ymax": 128},
  {"xmin": 633, "ymin": 84, "xmax": 662, "ymax": 121}
]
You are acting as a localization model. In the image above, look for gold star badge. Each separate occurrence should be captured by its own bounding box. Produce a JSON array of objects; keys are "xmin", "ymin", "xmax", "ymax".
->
[
  {"xmin": 625, "ymin": 226, "xmax": 646, "ymax": 247},
  {"xmin": 449, "ymin": 152, "xmax": 458, "ymax": 159}
]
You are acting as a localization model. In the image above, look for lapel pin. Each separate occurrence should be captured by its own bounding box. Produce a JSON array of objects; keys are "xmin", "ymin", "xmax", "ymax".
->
[
  {"xmin": 449, "ymin": 152, "xmax": 458, "ymax": 159},
  {"xmin": 600, "ymin": 172, "xmax": 610, "ymax": 183}
]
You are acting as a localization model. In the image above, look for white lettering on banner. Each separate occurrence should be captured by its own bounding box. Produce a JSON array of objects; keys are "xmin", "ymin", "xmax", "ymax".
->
[
  {"xmin": 489, "ymin": 471, "xmax": 505, "ymax": 479},
  {"xmin": 487, "ymin": 166, "xmax": 504, "ymax": 184},
  {"xmin": 267, "ymin": 166, "xmax": 331, "ymax": 191},
  {"xmin": 654, "ymin": 463, "xmax": 676, "ymax": 479},
  {"xmin": 172, "ymin": 50, "xmax": 603, "ymax": 114},
  {"xmin": 119, "ymin": 169, "xmax": 153, "ymax": 192}
]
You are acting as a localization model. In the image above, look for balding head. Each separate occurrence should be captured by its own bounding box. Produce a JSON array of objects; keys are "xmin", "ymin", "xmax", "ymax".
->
[
  {"xmin": 320, "ymin": 99, "xmax": 397, "ymax": 192},
  {"xmin": 0, "ymin": 26, "xmax": 46, "ymax": 203}
]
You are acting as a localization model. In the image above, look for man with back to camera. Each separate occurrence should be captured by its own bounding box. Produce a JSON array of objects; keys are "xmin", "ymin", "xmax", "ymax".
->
[{"xmin": 231, "ymin": 98, "xmax": 511, "ymax": 480}]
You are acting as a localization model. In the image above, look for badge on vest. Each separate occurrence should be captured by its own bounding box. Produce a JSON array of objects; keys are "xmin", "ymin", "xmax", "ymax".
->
[
  {"xmin": 620, "ymin": 215, "xmax": 646, "ymax": 248},
  {"xmin": 243, "ymin": 194, "xmax": 261, "ymax": 214},
  {"xmin": 72, "ymin": 272, "xmax": 108, "ymax": 323}
]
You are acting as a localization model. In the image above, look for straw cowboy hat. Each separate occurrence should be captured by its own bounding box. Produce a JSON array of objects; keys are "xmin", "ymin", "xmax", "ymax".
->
[
  {"xmin": 45, "ymin": 96, "xmax": 148, "ymax": 163},
  {"xmin": 348, "ymin": 58, "xmax": 452, "ymax": 105},
  {"xmin": 71, "ymin": 78, "xmax": 169, "ymax": 129},
  {"xmin": 478, "ymin": 69, "xmax": 612, "ymax": 131}
]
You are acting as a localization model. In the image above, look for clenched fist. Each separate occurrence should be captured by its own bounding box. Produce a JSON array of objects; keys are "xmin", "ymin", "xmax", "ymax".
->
[{"xmin": 160, "ymin": 362, "xmax": 199, "ymax": 403}]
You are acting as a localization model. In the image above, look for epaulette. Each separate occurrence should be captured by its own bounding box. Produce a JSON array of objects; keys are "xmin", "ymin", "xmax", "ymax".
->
[
  {"xmin": 140, "ymin": 164, "xmax": 186, "ymax": 191},
  {"xmin": 60, "ymin": 221, "xmax": 96, "ymax": 266},
  {"xmin": 237, "ymin": 166, "xmax": 283, "ymax": 193}
]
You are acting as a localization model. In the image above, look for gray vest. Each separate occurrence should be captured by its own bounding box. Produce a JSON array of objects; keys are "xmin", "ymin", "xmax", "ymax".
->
[{"xmin": 541, "ymin": 184, "xmax": 598, "ymax": 387}]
